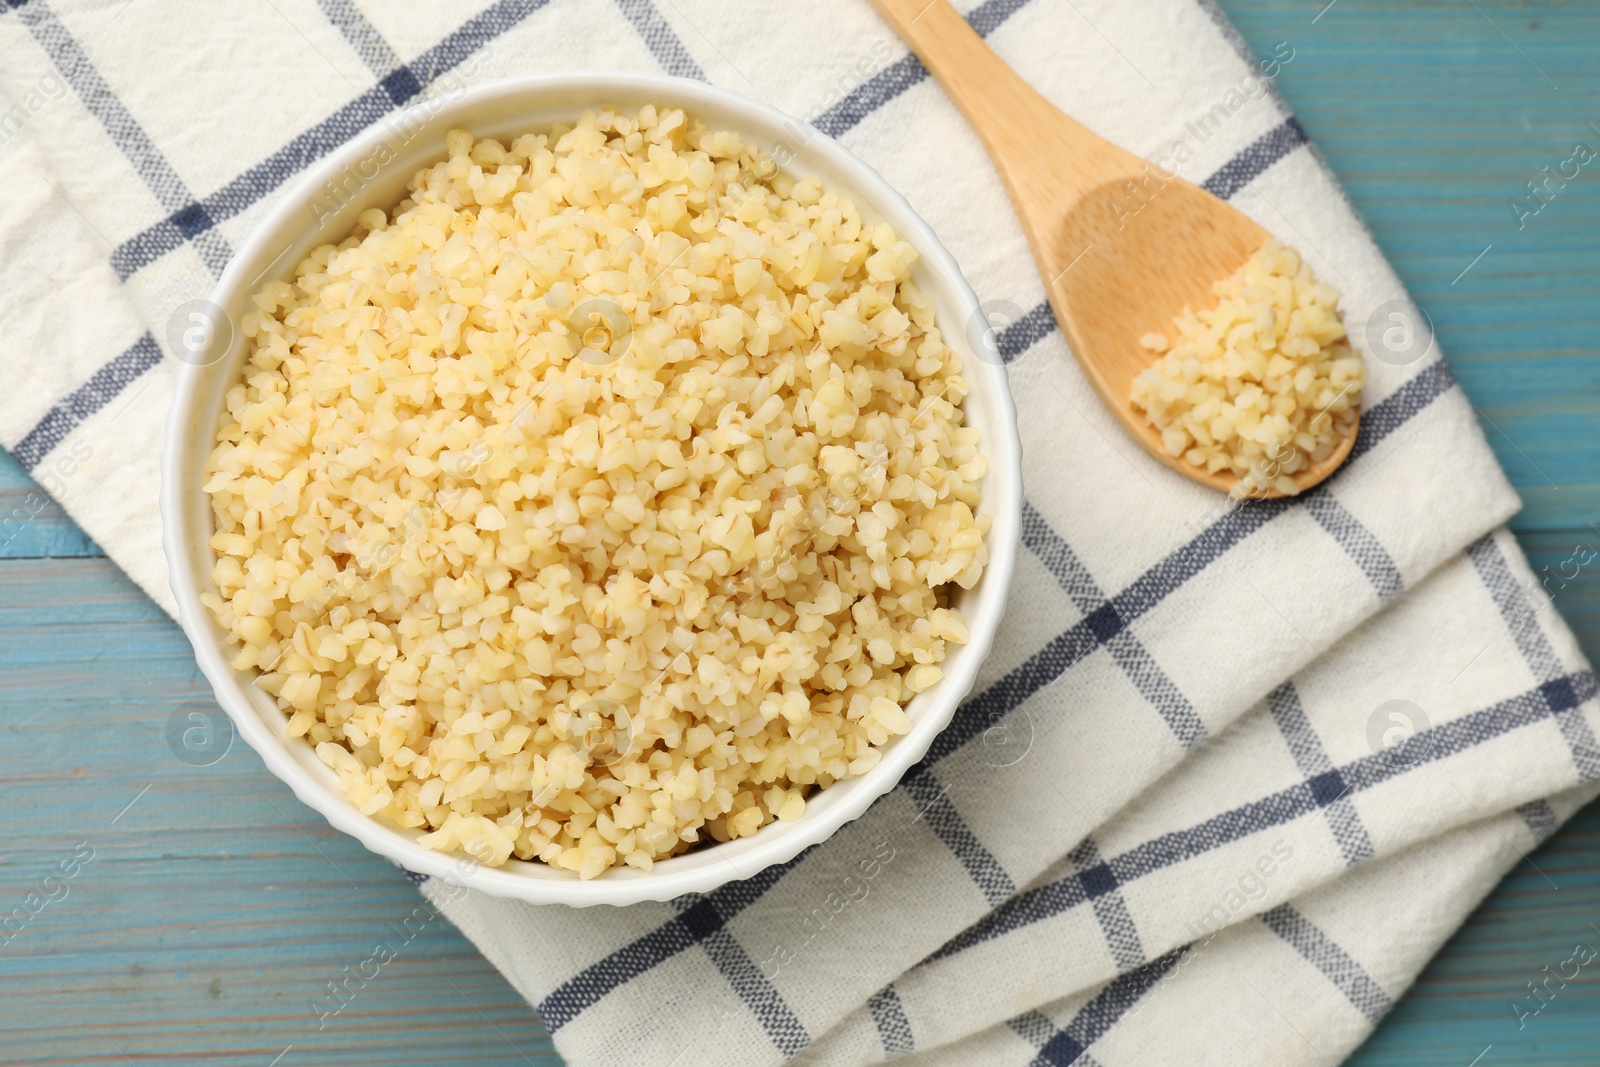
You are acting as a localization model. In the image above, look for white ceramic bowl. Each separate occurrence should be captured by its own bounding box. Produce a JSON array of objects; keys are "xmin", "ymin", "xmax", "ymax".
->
[{"xmin": 162, "ymin": 73, "xmax": 1021, "ymax": 906}]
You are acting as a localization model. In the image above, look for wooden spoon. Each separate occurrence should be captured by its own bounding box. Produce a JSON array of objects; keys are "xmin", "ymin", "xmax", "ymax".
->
[{"xmin": 868, "ymin": 0, "xmax": 1357, "ymax": 497}]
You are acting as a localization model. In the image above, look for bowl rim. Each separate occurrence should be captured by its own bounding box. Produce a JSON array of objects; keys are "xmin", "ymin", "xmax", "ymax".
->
[{"xmin": 161, "ymin": 70, "xmax": 1022, "ymax": 907}]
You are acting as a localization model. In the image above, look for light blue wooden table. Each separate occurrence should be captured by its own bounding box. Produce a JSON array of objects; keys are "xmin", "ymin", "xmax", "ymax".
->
[{"xmin": 4, "ymin": 1, "xmax": 1599, "ymax": 1064}]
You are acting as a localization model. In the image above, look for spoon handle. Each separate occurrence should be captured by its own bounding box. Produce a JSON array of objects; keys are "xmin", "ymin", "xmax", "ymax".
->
[{"xmin": 866, "ymin": 0, "xmax": 1139, "ymax": 205}]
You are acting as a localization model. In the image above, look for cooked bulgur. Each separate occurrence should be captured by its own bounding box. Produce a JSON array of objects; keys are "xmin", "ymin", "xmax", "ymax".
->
[
  {"xmin": 200, "ymin": 106, "xmax": 988, "ymax": 876},
  {"xmin": 1130, "ymin": 240, "xmax": 1364, "ymax": 497}
]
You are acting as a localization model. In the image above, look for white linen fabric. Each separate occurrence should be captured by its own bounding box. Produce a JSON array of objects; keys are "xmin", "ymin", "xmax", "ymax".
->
[{"xmin": 1, "ymin": 1, "xmax": 1595, "ymax": 1064}]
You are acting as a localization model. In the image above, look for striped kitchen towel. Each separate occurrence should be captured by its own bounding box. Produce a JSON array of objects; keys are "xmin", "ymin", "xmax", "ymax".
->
[{"xmin": 1, "ymin": 1, "xmax": 1596, "ymax": 1065}]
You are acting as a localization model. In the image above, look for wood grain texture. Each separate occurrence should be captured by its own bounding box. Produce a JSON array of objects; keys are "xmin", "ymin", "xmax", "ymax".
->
[
  {"xmin": 2, "ymin": 0, "xmax": 1598, "ymax": 1065},
  {"xmin": 0, "ymin": 449, "xmax": 101, "ymax": 560},
  {"xmin": 0, "ymin": 557, "xmax": 559, "ymax": 1065}
]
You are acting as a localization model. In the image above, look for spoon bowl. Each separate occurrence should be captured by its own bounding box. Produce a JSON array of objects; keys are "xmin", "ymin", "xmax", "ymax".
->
[{"xmin": 1055, "ymin": 179, "xmax": 1359, "ymax": 495}]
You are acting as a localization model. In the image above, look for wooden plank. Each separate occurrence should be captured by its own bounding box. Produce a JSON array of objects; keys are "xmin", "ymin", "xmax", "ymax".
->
[
  {"xmin": 2, "ymin": 0, "xmax": 1598, "ymax": 1063},
  {"xmin": 0, "ymin": 449, "xmax": 103, "ymax": 560},
  {"xmin": 0, "ymin": 556, "xmax": 559, "ymax": 1066},
  {"xmin": 1350, "ymin": 803, "xmax": 1600, "ymax": 1067}
]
